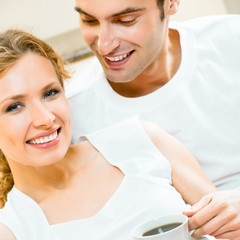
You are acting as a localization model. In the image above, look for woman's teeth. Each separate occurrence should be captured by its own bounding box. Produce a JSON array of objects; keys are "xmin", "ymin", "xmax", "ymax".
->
[
  {"xmin": 106, "ymin": 52, "xmax": 130, "ymax": 62},
  {"xmin": 28, "ymin": 131, "xmax": 58, "ymax": 144}
]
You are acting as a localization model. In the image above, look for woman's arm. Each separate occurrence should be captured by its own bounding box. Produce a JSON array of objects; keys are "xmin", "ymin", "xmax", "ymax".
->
[
  {"xmin": 141, "ymin": 120, "xmax": 240, "ymax": 239},
  {"xmin": 0, "ymin": 223, "xmax": 16, "ymax": 240},
  {"xmin": 141, "ymin": 120, "xmax": 217, "ymax": 204}
]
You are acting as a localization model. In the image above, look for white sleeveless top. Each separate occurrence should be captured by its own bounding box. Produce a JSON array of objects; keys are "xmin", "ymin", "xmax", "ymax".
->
[{"xmin": 0, "ymin": 116, "xmax": 187, "ymax": 240}]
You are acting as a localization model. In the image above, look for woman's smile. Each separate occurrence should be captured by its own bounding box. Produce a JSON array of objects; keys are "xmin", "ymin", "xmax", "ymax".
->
[
  {"xmin": 26, "ymin": 127, "xmax": 61, "ymax": 149},
  {"xmin": 0, "ymin": 54, "xmax": 72, "ymax": 166}
]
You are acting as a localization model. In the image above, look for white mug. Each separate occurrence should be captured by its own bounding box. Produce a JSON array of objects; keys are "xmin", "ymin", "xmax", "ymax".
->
[{"xmin": 131, "ymin": 214, "xmax": 195, "ymax": 240}]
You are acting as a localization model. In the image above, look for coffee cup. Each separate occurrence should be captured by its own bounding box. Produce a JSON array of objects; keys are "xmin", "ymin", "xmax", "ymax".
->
[{"xmin": 131, "ymin": 214, "xmax": 195, "ymax": 240}]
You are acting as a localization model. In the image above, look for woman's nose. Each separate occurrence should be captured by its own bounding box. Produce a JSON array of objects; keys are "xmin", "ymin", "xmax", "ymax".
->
[{"xmin": 31, "ymin": 102, "xmax": 55, "ymax": 128}]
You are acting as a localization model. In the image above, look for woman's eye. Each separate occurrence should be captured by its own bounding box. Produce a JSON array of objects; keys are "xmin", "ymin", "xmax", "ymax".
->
[
  {"xmin": 44, "ymin": 89, "xmax": 60, "ymax": 99},
  {"xmin": 5, "ymin": 103, "xmax": 22, "ymax": 113}
]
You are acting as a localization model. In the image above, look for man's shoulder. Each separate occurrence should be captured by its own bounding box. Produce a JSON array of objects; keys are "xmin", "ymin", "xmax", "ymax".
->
[
  {"xmin": 172, "ymin": 14, "xmax": 240, "ymax": 47},
  {"xmin": 172, "ymin": 14, "xmax": 240, "ymax": 33},
  {"xmin": 183, "ymin": 14, "xmax": 238, "ymax": 26},
  {"xmin": 65, "ymin": 56, "xmax": 102, "ymax": 99}
]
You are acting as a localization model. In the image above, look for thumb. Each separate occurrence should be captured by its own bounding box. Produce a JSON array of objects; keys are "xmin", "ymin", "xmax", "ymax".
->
[
  {"xmin": 182, "ymin": 207, "xmax": 196, "ymax": 217},
  {"xmin": 183, "ymin": 194, "xmax": 213, "ymax": 217}
]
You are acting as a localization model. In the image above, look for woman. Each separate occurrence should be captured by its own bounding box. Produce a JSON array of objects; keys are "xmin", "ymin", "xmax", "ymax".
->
[{"xmin": 0, "ymin": 29, "xmax": 216, "ymax": 240}]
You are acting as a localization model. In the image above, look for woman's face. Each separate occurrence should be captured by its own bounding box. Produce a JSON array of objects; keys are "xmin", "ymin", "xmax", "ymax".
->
[{"xmin": 0, "ymin": 53, "xmax": 72, "ymax": 167}]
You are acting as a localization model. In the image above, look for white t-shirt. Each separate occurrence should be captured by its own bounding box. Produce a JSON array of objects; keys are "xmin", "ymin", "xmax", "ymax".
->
[
  {"xmin": 0, "ymin": 117, "xmax": 187, "ymax": 240},
  {"xmin": 66, "ymin": 15, "xmax": 240, "ymax": 190}
]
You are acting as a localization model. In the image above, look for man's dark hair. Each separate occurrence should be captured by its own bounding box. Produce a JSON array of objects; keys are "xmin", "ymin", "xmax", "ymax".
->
[{"xmin": 157, "ymin": 0, "xmax": 165, "ymax": 20}]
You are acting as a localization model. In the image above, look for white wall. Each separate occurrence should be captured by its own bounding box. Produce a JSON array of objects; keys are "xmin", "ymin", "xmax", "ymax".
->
[
  {"xmin": 0, "ymin": 0, "xmax": 78, "ymax": 39},
  {"xmin": 173, "ymin": 0, "xmax": 227, "ymax": 21}
]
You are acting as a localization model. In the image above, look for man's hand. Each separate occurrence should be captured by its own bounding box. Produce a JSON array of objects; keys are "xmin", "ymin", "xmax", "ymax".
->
[{"xmin": 183, "ymin": 190, "xmax": 240, "ymax": 239}]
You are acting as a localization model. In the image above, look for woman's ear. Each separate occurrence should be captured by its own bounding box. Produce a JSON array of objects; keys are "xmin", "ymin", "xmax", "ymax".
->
[{"xmin": 168, "ymin": 0, "xmax": 180, "ymax": 15}]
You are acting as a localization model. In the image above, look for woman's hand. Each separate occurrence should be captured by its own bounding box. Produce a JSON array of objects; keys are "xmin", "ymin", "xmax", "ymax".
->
[{"xmin": 183, "ymin": 189, "xmax": 240, "ymax": 239}]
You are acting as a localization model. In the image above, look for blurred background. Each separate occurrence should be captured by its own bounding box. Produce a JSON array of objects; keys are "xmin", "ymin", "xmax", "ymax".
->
[{"xmin": 1, "ymin": 0, "xmax": 240, "ymax": 71}]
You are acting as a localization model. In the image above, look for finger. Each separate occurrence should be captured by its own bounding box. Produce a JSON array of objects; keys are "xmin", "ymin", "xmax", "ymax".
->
[
  {"xmin": 191, "ymin": 217, "xmax": 221, "ymax": 237},
  {"xmin": 212, "ymin": 216, "xmax": 240, "ymax": 237},
  {"xmin": 214, "ymin": 228, "xmax": 240, "ymax": 239},
  {"xmin": 183, "ymin": 194, "xmax": 213, "ymax": 217},
  {"xmin": 188, "ymin": 198, "xmax": 226, "ymax": 230},
  {"xmin": 182, "ymin": 208, "xmax": 196, "ymax": 217},
  {"xmin": 191, "ymin": 210, "xmax": 234, "ymax": 237}
]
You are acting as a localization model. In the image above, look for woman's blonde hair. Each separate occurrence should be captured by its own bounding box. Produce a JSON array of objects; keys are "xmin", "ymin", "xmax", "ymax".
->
[{"xmin": 0, "ymin": 29, "xmax": 70, "ymax": 208}]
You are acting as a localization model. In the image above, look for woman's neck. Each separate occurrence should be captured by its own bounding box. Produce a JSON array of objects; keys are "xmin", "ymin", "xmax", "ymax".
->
[{"xmin": 8, "ymin": 141, "xmax": 98, "ymax": 203}]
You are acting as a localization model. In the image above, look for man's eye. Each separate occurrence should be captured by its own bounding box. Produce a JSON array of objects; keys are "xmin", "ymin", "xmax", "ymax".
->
[
  {"xmin": 6, "ymin": 103, "xmax": 22, "ymax": 113},
  {"xmin": 81, "ymin": 15, "xmax": 97, "ymax": 24},
  {"xmin": 44, "ymin": 89, "xmax": 60, "ymax": 99},
  {"xmin": 118, "ymin": 19, "xmax": 135, "ymax": 25},
  {"xmin": 82, "ymin": 19, "xmax": 97, "ymax": 24},
  {"xmin": 117, "ymin": 16, "xmax": 137, "ymax": 25}
]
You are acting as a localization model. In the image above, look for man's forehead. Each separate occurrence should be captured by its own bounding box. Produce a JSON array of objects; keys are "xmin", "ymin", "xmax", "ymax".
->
[
  {"xmin": 74, "ymin": 0, "xmax": 157, "ymax": 18},
  {"xmin": 75, "ymin": 6, "xmax": 146, "ymax": 17}
]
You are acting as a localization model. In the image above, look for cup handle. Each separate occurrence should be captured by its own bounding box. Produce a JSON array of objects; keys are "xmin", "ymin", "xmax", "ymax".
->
[
  {"xmin": 189, "ymin": 229, "xmax": 195, "ymax": 235},
  {"xmin": 189, "ymin": 229, "xmax": 207, "ymax": 240},
  {"xmin": 189, "ymin": 229, "xmax": 196, "ymax": 240}
]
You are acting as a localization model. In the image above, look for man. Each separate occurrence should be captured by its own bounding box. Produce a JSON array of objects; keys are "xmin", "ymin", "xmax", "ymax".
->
[{"xmin": 67, "ymin": 0, "xmax": 240, "ymax": 238}]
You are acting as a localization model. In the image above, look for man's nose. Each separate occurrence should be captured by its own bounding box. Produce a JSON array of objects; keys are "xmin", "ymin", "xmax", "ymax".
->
[{"xmin": 97, "ymin": 23, "xmax": 120, "ymax": 56}]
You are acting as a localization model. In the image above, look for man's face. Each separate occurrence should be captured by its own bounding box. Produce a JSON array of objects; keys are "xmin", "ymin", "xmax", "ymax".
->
[{"xmin": 75, "ymin": 0, "xmax": 170, "ymax": 83}]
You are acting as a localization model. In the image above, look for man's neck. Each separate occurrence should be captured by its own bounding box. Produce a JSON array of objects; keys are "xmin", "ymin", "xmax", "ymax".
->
[{"xmin": 108, "ymin": 29, "xmax": 181, "ymax": 98}]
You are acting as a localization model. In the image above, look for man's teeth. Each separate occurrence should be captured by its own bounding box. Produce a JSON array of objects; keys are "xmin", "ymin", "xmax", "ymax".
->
[
  {"xmin": 29, "ymin": 131, "xmax": 58, "ymax": 144},
  {"xmin": 106, "ymin": 53, "xmax": 130, "ymax": 62}
]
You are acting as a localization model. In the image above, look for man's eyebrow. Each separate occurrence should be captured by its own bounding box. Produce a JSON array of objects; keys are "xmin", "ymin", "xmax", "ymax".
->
[
  {"xmin": 112, "ymin": 7, "xmax": 146, "ymax": 17},
  {"xmin": 74, "ymin": 7, "xmax": 94, "ymax": 18},
  {"xmin": 74, "ymin": 6, "xmax": 146, "ymax": 18}
]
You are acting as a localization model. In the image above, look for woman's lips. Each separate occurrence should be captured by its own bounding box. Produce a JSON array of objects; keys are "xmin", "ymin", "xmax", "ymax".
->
[{"xmin": 26, "ymin": 128, "xmax": 61, "ymax": 149}]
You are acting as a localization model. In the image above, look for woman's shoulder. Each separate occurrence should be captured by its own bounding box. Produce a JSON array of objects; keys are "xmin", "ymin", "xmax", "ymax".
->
[
  {"xmin": 68, "ymin": 140, "xmax": 99, "ymax": 162},
  {"xmin": 0, "ymin": 223, "xmax": 16, "ymax": 240}
]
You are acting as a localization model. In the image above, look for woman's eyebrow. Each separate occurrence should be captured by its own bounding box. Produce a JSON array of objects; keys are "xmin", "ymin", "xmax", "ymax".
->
[
  {"xmin": 0, "ymin": 94, "xmax": 25, "ymax": 105},
  {"xmin": 0, "ymin": 82, "xmax": 58, "ymax": 105},
  {"xmin": 41, "ymin": 82, "xmax": 58, "ymax": 93}
]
